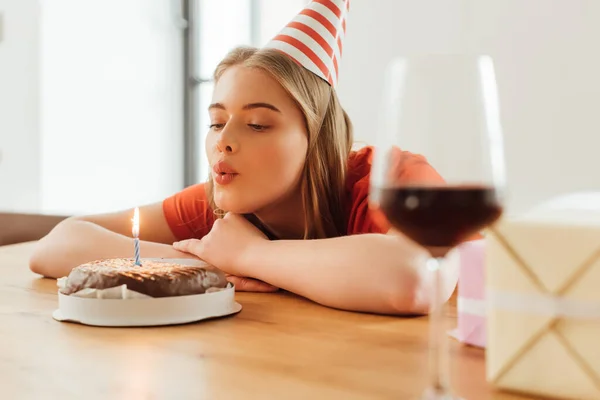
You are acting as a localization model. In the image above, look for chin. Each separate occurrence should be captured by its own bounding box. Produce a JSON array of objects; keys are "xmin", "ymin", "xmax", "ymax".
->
[{"xmin": 213, "ymin": 192, "xmax": 262, "ymax": 215}]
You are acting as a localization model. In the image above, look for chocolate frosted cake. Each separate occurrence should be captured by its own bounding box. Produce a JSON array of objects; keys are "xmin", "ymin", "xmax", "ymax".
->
[{"xmin": 59, "ymin": 258, "xmax": 228, "ymax": 298}]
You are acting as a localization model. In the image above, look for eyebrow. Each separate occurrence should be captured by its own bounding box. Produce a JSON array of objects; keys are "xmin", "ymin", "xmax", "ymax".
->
[{"xmin": 208, "ymin": 102, "xmax": 281, "ymax": 113}]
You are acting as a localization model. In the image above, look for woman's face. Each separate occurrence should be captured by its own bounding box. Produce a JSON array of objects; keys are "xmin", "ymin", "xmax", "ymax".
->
[{"xmin": 206, "ymin": 65, "xmax": 308, "ymax": 214}]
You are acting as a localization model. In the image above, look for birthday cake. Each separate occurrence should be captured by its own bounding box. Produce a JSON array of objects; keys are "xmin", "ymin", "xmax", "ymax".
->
[{"xmin": 58, "ymin": 258, "xmax": 229, "ymax": 298}]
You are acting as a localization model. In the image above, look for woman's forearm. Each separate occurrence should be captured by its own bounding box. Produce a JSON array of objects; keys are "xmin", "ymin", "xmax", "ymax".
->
[
  {"xmin": 29, "ymin": 219, "xmax": 194, "ymax": 279},
  {"xmin": 245, "ymin": 234, "xmax": 459, "ymax": 315}
]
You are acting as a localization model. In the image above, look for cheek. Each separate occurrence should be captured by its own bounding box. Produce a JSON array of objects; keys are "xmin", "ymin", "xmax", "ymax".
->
[
  {"xmin": 255, "ymin": 136, "xmax": 306, "ymax": 182},
  {"xmin": 205, "ymin": 132, "xmax": 216, "ymax": 159},
  {"xmin": 212, "ymin": 130, "xmax": 308, "ymax": 213}
]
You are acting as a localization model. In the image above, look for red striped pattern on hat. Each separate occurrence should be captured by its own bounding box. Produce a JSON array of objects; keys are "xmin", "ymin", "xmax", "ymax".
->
[{"xmin": 264, "ymin": 0, "xmax": 350, "ymax": 88}]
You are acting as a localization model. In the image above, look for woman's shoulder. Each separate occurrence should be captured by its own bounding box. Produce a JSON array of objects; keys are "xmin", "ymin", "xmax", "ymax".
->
[
  {"xmin": 344, "ymin": 144, "xmax": 445, "ymax": 235},
  {"xmin": 346, "ymin": 144, "xmax": 374, "ymax": 182},
  {"xmin": 346, "ymin": 144, "xmax": 444, "ymax": 188},
  {"xmin": 162, "ymin": 182, "xmax": 216, "ymax": 241},
  {"xmin": 345, "ymin": 145, "xmax": 381, "ymax": 234}
]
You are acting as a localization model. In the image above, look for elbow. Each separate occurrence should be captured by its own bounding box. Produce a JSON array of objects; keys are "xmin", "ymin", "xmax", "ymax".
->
[
  {"xmin": 388, "ymin": 251, "xmax": 460, "ymax": 315},
  {"xmin": 29, "ymin": 256, "xmax": 49, "ymax": 278},
  {"xmin": 28, "ymin": 218, "xmax": 75, "ymax": 278},
  {"xmin": 29, "ymin": 235, "xmax": 59, "ymax": 278},
  {"xmin": 387, "ymin": 268, "xmax": 430, "ymax": 315},
  {"xmin": 29, "ymin": 241, "xmax": 52, "ymax": 278}
]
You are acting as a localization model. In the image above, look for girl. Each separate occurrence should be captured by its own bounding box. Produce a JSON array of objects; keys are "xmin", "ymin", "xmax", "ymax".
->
[{"xmin": 30, "ymin": 1, "xmax": 458, "ymax": 315}]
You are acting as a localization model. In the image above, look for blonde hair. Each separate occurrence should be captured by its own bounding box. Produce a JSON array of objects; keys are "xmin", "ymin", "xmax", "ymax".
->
[{"xmin": 207, "ymin": 46, "xmax": 354, "ymax": 239}]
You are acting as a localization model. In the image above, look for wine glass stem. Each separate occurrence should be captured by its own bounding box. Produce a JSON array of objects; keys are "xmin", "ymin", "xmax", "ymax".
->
[{"xmin": 428, "ymin": 257, "xmax": 449, "ymax": 394}]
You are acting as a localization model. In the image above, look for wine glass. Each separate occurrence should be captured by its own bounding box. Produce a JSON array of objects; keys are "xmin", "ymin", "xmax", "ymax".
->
[{"xmin": 369, "ymin": 54, "xmax": 506, "ymax": 399}]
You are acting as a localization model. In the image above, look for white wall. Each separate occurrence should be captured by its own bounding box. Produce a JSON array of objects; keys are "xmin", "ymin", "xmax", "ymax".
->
[
  {"xmin": 338, "ymin": 0, "xmax": 600, "ymax": 214},
  {"xmin": 3, "ymin": 0, "xmax": 599, "ymax": 216},
  {"xmin": 0, "ymin": 0, "xmax": 41, "ymax": 212},
  {"xmin": 40, "ymin": 0, "xmax": 184, "ymax": 215}
]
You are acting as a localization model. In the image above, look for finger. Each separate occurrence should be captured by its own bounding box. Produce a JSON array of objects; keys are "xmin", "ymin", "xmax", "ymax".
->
[
  {"xmin": 172, "ymin": 239, "xmax": 202, "ymax": 255},
  {"xmin": 226, "ymin": 276, "xmax": 279, "ymax": 293},
  {"xmin": 224, "ymin": 212, "xmax": 245, "ymax": 222}
]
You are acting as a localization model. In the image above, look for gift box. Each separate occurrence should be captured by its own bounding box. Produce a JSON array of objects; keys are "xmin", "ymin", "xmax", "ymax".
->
[
  {"xmin": 485, "ymin": 193, "xmax": 600, "ymax": 400},
  {"xmin": 449, "ymin": 239, "xmax": 487, "ymax": 348}
]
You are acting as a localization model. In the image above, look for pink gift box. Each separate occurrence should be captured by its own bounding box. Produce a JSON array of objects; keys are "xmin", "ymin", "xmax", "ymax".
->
[{"xmin": 449, "ymin": 239, "xmax": 486, "ymax": 348}]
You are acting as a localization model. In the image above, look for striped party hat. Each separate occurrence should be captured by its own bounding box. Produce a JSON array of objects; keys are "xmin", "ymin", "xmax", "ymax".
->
[{"xmin": 263, "ymin": 0, "xmax": 350, "ymax": 88}]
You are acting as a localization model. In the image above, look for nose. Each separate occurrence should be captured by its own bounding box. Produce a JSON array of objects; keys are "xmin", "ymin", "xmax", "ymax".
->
[{"xmin": 216, "ymin": 125, "xmax": 239, "ymax": 154}]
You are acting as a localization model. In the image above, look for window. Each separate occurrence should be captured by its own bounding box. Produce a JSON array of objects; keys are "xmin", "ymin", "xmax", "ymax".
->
[
  {"xmin": 186, "ymin": 0, "xmax": 308, "ymax": 185},
  {"xmin": 40, "ymin": 0, "xmax": 185, "ymax": 214},
  {"xmin": 35, "ymin": 1, "xmax": 307, "ymax": 215}
]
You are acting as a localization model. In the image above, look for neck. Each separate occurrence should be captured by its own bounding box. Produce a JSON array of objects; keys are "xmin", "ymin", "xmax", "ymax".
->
[{"xmin": 253, "ymin": 188, "xmax": 306, "ymax": 240}]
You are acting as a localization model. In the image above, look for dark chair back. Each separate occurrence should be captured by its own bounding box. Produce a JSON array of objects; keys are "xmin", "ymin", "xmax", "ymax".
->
[{"xmin": 0, "ymin": 213, "xmax": 68, "ymax": 246}]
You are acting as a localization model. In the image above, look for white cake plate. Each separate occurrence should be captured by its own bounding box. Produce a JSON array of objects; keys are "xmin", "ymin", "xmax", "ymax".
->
[{"xmin": 53, "ymin": 258, "xmax": 242, "ymax": 327}]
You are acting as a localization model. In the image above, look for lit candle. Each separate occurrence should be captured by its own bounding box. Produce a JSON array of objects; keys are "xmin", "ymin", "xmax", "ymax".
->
[{"xmin": 132, "ymin": 207, "xmax": 141, "ymax": 266}]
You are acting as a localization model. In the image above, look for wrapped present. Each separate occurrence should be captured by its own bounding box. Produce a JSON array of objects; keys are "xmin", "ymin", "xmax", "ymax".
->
[
  {"xmin": 449, "ymin": 239, "xmax": 487, "ymax": 348},
  {"xmin": 485, "ymin": 193, "xmax": 600, "ymax": 400}
]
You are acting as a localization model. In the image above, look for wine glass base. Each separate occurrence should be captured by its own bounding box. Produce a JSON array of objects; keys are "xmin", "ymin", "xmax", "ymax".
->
[{"xmin": 420, "ymin": 387, "xmax": 464, "ymax": 400}]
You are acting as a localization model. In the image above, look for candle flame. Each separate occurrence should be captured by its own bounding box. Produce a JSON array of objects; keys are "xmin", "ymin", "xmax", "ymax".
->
[{"xmin": 132, "ymin": 207, "xmax": 140, "ymax": 237}]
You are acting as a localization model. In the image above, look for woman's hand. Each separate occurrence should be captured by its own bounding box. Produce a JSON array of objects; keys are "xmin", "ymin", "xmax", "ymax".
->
[
  {"xmin": 173, "ymin": 213, "xmax": 278, "ymax": 292},
  {"xmin": 223, "ymin": 274, "xmax": 278, "ymax": 292}
]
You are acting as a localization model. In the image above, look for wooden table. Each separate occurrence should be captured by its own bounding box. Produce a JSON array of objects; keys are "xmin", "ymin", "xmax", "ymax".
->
[{"xmin": 0, "ymin": 242, "xmax": 536, "ymax": 400}]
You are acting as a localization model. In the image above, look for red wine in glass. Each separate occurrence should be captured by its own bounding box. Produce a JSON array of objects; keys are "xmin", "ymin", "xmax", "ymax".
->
[
  {"xmin": 378, "ymin": 185, "xmax": 503, "ymax": 247},
  {"xmin": 371, "ymin": 54, "xmax": 507, "ymax": 400}
]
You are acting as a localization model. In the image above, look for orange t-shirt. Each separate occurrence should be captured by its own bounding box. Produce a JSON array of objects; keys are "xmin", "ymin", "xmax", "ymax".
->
[{"xmin": 163, "ymin": 146, "xmax": 444, "ymax": 241}]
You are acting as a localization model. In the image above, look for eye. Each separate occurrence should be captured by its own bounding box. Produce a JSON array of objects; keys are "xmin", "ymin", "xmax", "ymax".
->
[
  {"xmin": 209, "ymin": 123, "xmax": 225, "ymax": 131},
  {"xmin": 248, "ymin": 124, "xmax": 270, "ymax": 132}
]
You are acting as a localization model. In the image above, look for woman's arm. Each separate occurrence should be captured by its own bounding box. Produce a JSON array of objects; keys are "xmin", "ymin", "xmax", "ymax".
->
[
  {"xmin": 245, "ymin": 233, "xmax": 459, "ymax": 315},
  {"xmin": 29, "ymin": 202, "xmax": 193, "ymax": 279},
  {"xmin": 173, "ymin": 214, "xmax": 459, "ymax": 315}
]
